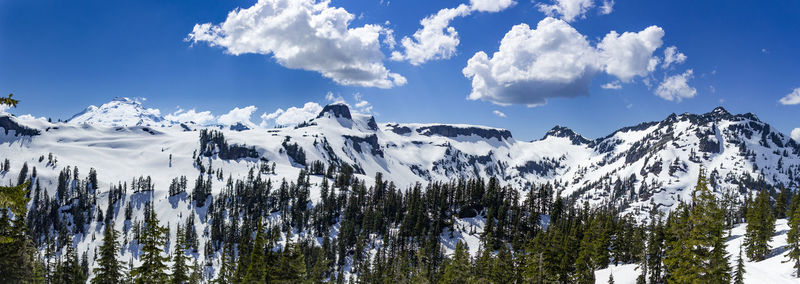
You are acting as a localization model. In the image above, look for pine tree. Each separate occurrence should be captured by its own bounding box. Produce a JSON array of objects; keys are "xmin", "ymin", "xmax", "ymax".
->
[
  {"xmin": 92, "ymin": 220, "xmax": 124, "ymax": 284},
  {"xmin": 663, "ymin": 202, "xmax": 691, "ymax": 282},
  {"xmin": 646, "ymin": 215, "xmax": 665, "ymax": 284},
  {"xmin": 787, "ymin": 200, "xmax": 800, "ymax": 278},
  {"xmin": 574, "ymin": 222, "xmax": 598, "ymax": 283},
  {"xmin": 213, "ymin": 243, "xmax": 235, "ymax": 283},
  {"xmin": 686, "ymin": 169, "xmax": 730, "ymax": 282},
  {"xmin": 665, "ymin": 169, "xmax": 730, "ymax": 283},
  {"xmin": 56, "ymin": 240, "xmax": 87, "ymax": 284},
  {"xmin": 170, "ymin": 225, "xmax": 189, "ymax": 284},
  {"xmin": 275, "ymin": 240, "xmax": 307, "ymax": 282},
  {"xmin": 188, "ymin": 258, "xmax": 203, "ymax": 284},
  {"xmin": 0, "ymin": 181, "xmax": 29, "ymax": 244},
  {"xmin": 440, "ymin": 241, "xmax": 472, "ymax": 283},
  {"xmin": 243, "ymin": 221, "xmax": 267, "ymax": 283},
  {"xmin": 744, "ymin": 188, "xmax": 775, "ymax": 261},
  {"xmin": 734, "ymin": 245, "xmax": 745, "ymax": 284},
  {"xmin": 0, "ymin": 206, "xmax": 36, "ymax": 282},
  {"xmin": 131, "ymin": 205, "xmax": 170, "ymax": 283},
  {"xmin": 776, "ymin": 187, "xmax": 790, "ymax": 219}
]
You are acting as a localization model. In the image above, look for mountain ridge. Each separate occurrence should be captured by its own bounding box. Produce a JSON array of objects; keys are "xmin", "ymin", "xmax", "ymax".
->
[{"xmin": 5, "ymin": 100, "xmax": 798, "ymax": 217}]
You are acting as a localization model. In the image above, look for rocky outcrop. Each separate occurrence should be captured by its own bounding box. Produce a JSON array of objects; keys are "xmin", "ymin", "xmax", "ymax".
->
[
  {"xmin": 416, "ymin": 125, "xmax": 512, "ymax": 140},
  {"xmin": 317, "ymin": 103, "xmax": 352, "ymax": 120},
  {"xmin": 0, "ymin": 116, "xmax": 40, "ymax": 136},
  {"xmin": 540, "ymin": 125, "xmax": 591, "ymax": 145}
]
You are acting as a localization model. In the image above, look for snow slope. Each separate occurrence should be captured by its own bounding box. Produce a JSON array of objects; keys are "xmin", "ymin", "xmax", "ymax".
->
[
  {"xmin": 595, "ymin": 219, "xmax": 798, "ymax": 283},
  {"xmin": 1, "ymin": 98, "xmax": 799, "ymax": 281}
]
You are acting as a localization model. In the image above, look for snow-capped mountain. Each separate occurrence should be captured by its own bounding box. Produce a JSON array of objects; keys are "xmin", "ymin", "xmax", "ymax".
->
[
  {"xmin": 5, "ymin": 100, "xmax": 800, "ymax": 216},
  {"xmin": 67, "ymin": 97, "xmax": 167, "ymax": 127},
  {"xmin": 2, "ymin": 99, "xmax": 800, "ymax": 282}
]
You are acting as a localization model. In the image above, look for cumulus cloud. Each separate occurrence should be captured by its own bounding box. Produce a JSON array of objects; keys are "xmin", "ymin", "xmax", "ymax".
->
[
  {"xmin": 662, "ymin": 46, "xmax": 687, "ymax": 69},
  {"xmin": 779, "ymin": 88, "xmax": 800, "ymax": 105},
  {"xmin": 469, "ymin": 0, "xmax": 516, "ymax": 12},
  {"xmin": 463, "ymin": 18, "xmax": 600, "ymax": 106},
  {"xmin": 260, "ymin": 102, "xmax": 322, "ymax": 128},
  {"xmin": 655, "ymin": 69, "xmax": 696, "ymax": 102},
  {"xmin": 792, "ymin": 128, "xmax": 800, "ymax": 142},
  {"xmin": 218, "ymin": 106, "xmax": 258, "ymax": 127},
  {"xmin": 599, "ymin": 0, "xmax": 614, "ymax": 15},
  {"xmin": 492, "ymin": 110, "xmax": 507, "ymax": 117},
  {"xmin": 463, "ymin": 17, "xmax": 667, "ymax": 106},
  {"xmin": 165, "ymin": 108, "xmax": 216, "ymax": 125},
  {"xmin": 0, "ymin": 104, "xmax": 10, "ymax": 114},
  {"xmin": 598, "ymin": 26, "xmax": 664, "ymax": 82},
  {"xmin": 537, "ymin": 0, "xmax": 595, "ymax": 22},
  {"xmin": 352, "ymin": 93, "xmax": 373, "ymax": 113},
  {"xmin": 601, "ymin": 81, "xmax": 622, "ymax": 90},
  {"xmin": 325, "ymin": 92, "xmax": 345, "ymax": 104},
  {"xmin": 187, "ymin": 0, "xmax": 405, "ymax": 88},
  {"xmin": 391, "ymin": 5, "xmax": 471, "ymax": 65},
  {"xmin": 392, "ymin": 1, "xmax": 515, "ymax": 65}
]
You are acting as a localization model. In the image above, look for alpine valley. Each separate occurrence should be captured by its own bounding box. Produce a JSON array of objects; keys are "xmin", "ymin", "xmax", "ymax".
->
[{"xmin": 2, "ymin": 97, "xmax": 799, "ymax": 283}]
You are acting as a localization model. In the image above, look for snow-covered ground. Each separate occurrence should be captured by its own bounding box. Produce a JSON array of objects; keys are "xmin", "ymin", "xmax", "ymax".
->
[
  {"xmin": 595, "ymin": 219, "xmax": 799, "ymax": 283},
  {"xmin": 1, "ymin": 98, "xmax": 799, "ymax": 281}
]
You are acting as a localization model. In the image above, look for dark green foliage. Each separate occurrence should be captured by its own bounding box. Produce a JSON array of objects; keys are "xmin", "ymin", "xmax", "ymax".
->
[
  {"xmin": 50, "ymin": 235, "xmax": 87, "ymax": 284},
  {"xmin": 16, "ymin": 155, "xmax": 793, "ymax": 283},
  {"xmin": 0, "ymin": 207, "xmax": 36, "ymax": 282},
  {"xmin": 440, "ymin": 241, "xmax": 471, "ymax": 283},
  {"xmin": 92, "ymin": 220, "xmax": 124, "ymax": 284},
  {"xmin": 744, "ymin": 188, "xmax": 775, "ymax": 261},
  {"xmin": 131, "ymin": 205, "xmax": 170, "ymax": 283},
  {"xmin": 282, "ymin": 138, "xmax": 307, "ymax": 166},
  {"xmin": 243, "ymin": 221, "xmax": 268, "ymax": 283},
  {"xmin": 199, "ymin": 129, "xmax": 258, "ymax": 160},
  {"xmin": 787, "ymin": 189, "xmax": 800, "ymax": 278},
  {"xmin": 734, "ymin": 246, "xmax": 745, "ymax": 284},
  {"xmin": 664, "ymin": 169, "xmax": 730, "ymax": 283},
  {"xmin": 171, "ymin": 225, "xmax": 190, "ymax": 284}
]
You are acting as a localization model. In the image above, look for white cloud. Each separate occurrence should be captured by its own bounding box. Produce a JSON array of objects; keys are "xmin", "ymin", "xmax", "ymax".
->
[
  {"xmin": 0, "ymin": 104, "xmax": 10, "ymax": 114},
  {"xmin": 260, "ymin": 102, "xmax": 322, "ymax": 127},
  {"xmin": 655, "ymin": 69, "xmax": 696, "ymax": 102},
  {"xmin": 218, "ymin": 106, "xmax": 258, "ymax": 127},
  {"xmin": 601, "ymin": 81, "xmax": 622, "ymax": 90},
  {"xmin": 492, "ymin": 110, "xmax": 507, "ymax": 117},
  {"xmin": 165, "ymin": 108, "xmax": 216, "ymax": 125},
  {"xmin": 537, "ymin": 0, "xmax": 595, "ymax": 22},
  {"xmin": 187, "ymin": 0, "xmax": 405, "ymax": 88},
  {"xmin": 779, "ymin": 88, "xmax": 800, "ymax": 105},
  {"xmin": 599, "ymin": 0, "xmax": 614, "ymax": 15},
  {"xmin": 598, "ymin": 26, "xmax": 664, "ymax": 82},
  {"xmin": 391, "ymin": 4, "xmax": 471, "ymax": 65},
  {"xmin": 352, "ymin": 93, "xmax": 373, "ymax": 113},
  {"xmin": 392, "ymin": 1, "xmax": 515, "ymax": 65},
  {"xmin": 463, "ymin": 17, "xmax": 667, "ymax": 105},
  {"xmin": 662, "ymin": 46, "xmax": 687, "ymax": 69},
  {"xmin": 469, "ymin": 0, "xmax": 516, "ymax": 12},
  {"xmin": 463, "ymin": 19, "xmax": 601, "ymax": 106},
  {"xmin": 792, "ymin": 128, "xmax": 800, "ymax": 142},
  {"xmin": 325, "ymin": 91, "xmax": 345, "ymax": 104}
]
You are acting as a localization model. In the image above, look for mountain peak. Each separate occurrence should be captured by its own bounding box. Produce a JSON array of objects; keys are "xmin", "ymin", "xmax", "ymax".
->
[
  {"xmin": 316, "ymin": 103, "xmax": 352, "ymax": 120},
  {"xmin": 541, "ymin": 125, "xmax": 591, "ymax": 145},
  {"xmin": 699, "ymin": 106, "xmax": 733, "ymax": 120},
  {"xmin": 712, "ymin": 106, "xmax": 729, "ymax": 115},
  {"xmin": 68, "ymin": 97, "xmax": 166, "ymax": 127}
]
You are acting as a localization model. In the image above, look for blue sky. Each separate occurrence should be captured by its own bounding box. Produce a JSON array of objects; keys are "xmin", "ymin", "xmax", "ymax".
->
[{"xmin": 1, "ymin": 0, "xmax": 799, "ymax": 140}]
